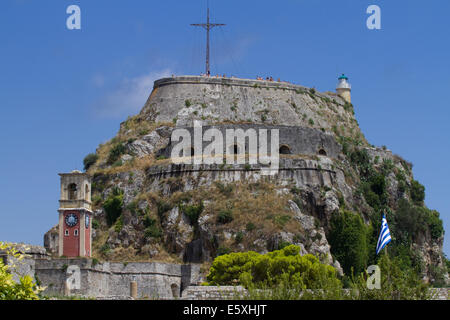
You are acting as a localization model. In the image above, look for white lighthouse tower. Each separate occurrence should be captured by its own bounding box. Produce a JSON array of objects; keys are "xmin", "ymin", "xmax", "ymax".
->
[{"xmin": 336, "ymin": 74, "xmax": 351, "ymax": 104}]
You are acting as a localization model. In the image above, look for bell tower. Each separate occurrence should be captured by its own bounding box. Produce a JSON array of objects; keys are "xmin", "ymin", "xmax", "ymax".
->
[{"xmin": 58, "ymin": 170, "xmax": 92, "ymax": 257}]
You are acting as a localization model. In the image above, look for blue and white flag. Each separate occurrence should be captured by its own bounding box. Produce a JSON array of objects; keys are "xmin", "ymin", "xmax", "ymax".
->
[{"xmin": 376, "ymin": 214, "xmax": 391, "ymax": 255}]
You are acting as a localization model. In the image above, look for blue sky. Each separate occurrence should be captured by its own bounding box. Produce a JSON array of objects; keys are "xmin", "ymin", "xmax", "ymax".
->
[{"xmin": 1, "ymin": 0, "xmax": 449, "ymax": 257}]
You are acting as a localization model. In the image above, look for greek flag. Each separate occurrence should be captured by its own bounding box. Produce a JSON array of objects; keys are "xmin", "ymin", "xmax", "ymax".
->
[{"xmin": 376, "ymin": 214, "xmax": 391, "ymax": 255}]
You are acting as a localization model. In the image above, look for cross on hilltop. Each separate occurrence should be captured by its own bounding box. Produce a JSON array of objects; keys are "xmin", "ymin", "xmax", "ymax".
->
[{"xmin": 191, "ymin": 0, "xmax": 225, "ymax": 76}]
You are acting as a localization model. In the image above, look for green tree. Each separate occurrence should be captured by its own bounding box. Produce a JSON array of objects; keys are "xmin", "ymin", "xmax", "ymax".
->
[
  {"xmin": 410, "ymin": 179, "xmax": 425, "ymax": 205},
  {"xmin": 328, "ymin": 210, "xmax": 369, "ymax": 275},
  {"xmin": 107, "ymin": 143, "xmax": 126, "ymax": 164},
  {"xmin": 350, "ymin": 254, "xmax": 431, "ymax": 300},
  {"xmin": 206, "ymin": 245, "xmax": 341, "ymax": 291}
]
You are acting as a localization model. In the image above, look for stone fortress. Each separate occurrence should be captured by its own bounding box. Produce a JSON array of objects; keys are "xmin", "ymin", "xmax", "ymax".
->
[{"xmin": 2, "ymin": 74, "xmax": 448, "ymax": 299}]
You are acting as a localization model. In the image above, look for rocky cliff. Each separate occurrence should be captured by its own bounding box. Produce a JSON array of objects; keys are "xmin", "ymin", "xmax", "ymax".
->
[{"xmin": 46, "ymin": 76, "xmax": 448, "ymax": 285}]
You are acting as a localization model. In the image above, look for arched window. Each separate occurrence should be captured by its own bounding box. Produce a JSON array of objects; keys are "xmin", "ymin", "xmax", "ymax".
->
[
  {"xmin": 318, "ymin": 149, "xmax": 327, "ymax": 156},
  {"xmin": 74, "ymin": 229, "xmax": 79, "ymax": 236},
  {"xmin": 190, "ymin": 147, "xmax": 195, "ymax": 157},
  {"xmin": 85, "ymin": 184, "xmax": 89, "ymax": 201},
  {"xmin": 68, "ymin": 183, "xmax": 77, "ymax": 200},
  {"xmin": 279, "ymin": 145, "xmax": 291, "ymax": 155}
]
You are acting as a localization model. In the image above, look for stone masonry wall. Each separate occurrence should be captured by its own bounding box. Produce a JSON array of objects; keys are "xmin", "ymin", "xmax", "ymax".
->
[
  {"xmin": 180, "ymin": 286, "xmax": 450, "ymax": 300},
  {"xmin": 140, "ymin": 76, "xmax": 361, "ymax": 141},
  {"xmin": 34, "ymin": 258, "xmax": 201, "ymax": 299},
  {"xmin": 159, "ymin": 124, "xmax": 341, "ymax": 160}
]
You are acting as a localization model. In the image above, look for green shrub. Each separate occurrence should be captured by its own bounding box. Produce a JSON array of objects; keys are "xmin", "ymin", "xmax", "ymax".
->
[
  {"xmin": 185, "ymin": 99, "xmax": 191, "ymax": 107},
  {"xmin": 273, "ymin": 215, "xmax": 291, "ymax": 227},
  {"xmin": 107, "ymin": 143, "xmax": 126, "ymax": 164},
  {"xmin": 245, "ymin": 222, "xmax": 256, "ymax": 232},
  {"xmin": 426, "ymin": 209, "xmax": 444, "ymax": 240},
  {"xmin": 114, "ymin": 215, "xmax": 123, "ymax": 233},
  {"xmin": 103, "ymin": 188, "xmax": 124, "ymax": 226},
  {"xmin": 328, "ymin": 210, "xmax": 369, "ymax": 275},
  {"xmin": 217, "ymin": 209, "xmax": 233, "ymax": 224},
  {"xmin": 100, "ymin": 243, "xmax": 110, "ymax": 255},
  {"xmin": 343, "ymin": 102, "xmax": 354, "ymax": 113},
  {"xmin": 410, "ymin": 179, "xmax": 425, "ymax": 205},
  {"xmin": 83, "ymin": 153, "xmax": 99, "ymax": 171},
  {"xmin": 144, "ymin": 225, "xmax": 162, "ymax": 238},
  {"xmin": 92, "ymin": 219, "xmax": 99, "ymax": 229},
  {"xmin": 181, "ymin": 202, "xmax": 204, "ymax": 225},
  {"xmin": 207, "ymin": 245, "xmax": 340, "ymax": 290},
  {"xmin": 235, "ymin": 231, "xmax": 244, "ymax": 243},
  {"xmin": 156, "ymin": 200, "xmax": 172, "ymax": 219},
  {"xmin": 350, "ymin": 254, "xmax": 431, "ymax": 299},
  {"xmin": 215, "ymin": 182, "xmax": 234, "ymax": 196},
  {"xmin": 381, "ymin": 159, "xmax": 394, "ymax": 175},
  {"xmin": 112, "ymin": 159, "xmax": 123, "ymax": 167},
  {"xmin": 308, "ymin": 118, "xmax": 315, "ymax": 126},
  {"xmin": 359, "ymin": 172, "xmax": 387, "ymax": 211},
  {"xmin": 350, "ymin": 149, "xmax": 371, "ymax": 177},
  {"xmin": 391, "ymin": 199, "xmax": 443, "ymax": 242},
  {"xmin": 126, "ymin": 200, "xmax": 138, "ymax": 215},
  {"xmin": 143, "ymin": 215, "xmax": 156, "ymax": 228},
  {"xmin": 396, "ymin": 171, "xmax": 407, "ymax": 193}
]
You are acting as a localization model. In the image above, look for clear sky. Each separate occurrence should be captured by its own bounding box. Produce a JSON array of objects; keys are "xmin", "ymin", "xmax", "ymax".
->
[{"xmin": 1, "ymin": 0, "xmax": 449, "ymax": 256}]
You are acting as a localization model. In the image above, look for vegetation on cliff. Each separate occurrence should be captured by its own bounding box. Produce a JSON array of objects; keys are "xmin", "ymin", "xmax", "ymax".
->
[{"xmin": 205, "ymin": 244, "xmax": 434, "ymax": 300}]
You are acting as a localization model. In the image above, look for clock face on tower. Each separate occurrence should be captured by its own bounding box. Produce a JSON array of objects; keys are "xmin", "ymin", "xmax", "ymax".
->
[{"xmin": 65, "ymin": 213, "xmax": 78, "ymax": 227}]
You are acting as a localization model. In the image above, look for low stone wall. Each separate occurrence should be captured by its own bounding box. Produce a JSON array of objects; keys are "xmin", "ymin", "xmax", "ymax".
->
[
  {"xmin": 34, "ymin": 258, "xmax": 202, "ymax": 299},
  {"xmin": 181, "ymin": 286, "xmax": 450, "ymax": 300},
  {"xmin": 430, "ymin": 288, "xmax": 449, "ymax": 300},
  {"xmin": 0, "ymin": 243, "xmax": 49, "ymax": 282},
  {"xmin": 181, "ymin": 286, "xmax": 246, "ymax": 300}
]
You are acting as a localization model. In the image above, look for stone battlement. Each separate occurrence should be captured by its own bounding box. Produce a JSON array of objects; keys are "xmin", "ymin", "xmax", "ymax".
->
[
  {"xmin": 140, "ymin": 75, "xmax": 353, "ymax": 131},
  {"xmin": 154, "ymin": 75, "xmax": 338, "ymax": 98}
]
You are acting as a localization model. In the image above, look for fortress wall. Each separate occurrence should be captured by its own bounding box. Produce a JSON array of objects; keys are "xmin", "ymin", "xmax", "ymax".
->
[
  {"xmin": 161, "ymin": 124, "xmax": 341, "ymax": 159},
  {"xmin": 144, "ymin": 157, "xmax": 351, "ymax": 199},
  {"xmin": 34, "ymin": 259, "xmax": 199, "ymax": 299},
  {"xmin": 141, "ymin": 76, "xmax": 351, "ymax": 130},
  {"xmin": 5, "ymin": 251, "xmax": 449, "ymax": 300}
]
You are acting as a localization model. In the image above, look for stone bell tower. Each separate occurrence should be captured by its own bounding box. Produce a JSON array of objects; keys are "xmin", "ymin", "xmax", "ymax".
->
[
  {"xmin": 336, "ymin": 73, "xmax": 351, "ymax": 103},
  {"xmin": 58, "ymin": 170, "xmax": 92, "ymax": 257}
]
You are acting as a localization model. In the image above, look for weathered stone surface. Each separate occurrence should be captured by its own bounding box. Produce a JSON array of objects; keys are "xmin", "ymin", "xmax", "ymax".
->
[
  {"xmin": 44, "ymin": 225, "xmax": 59, "ymax": 256},
  {"xmin": 128, "ymin": 129, "xmax": 170, "ymax": 157},
  {"xmin": 32, "ymin": 258, "xmax": 200, "ymax": 299},
  {"xmin": 141, "ymin": 76, "xmax": 354, "ymax": 136}
]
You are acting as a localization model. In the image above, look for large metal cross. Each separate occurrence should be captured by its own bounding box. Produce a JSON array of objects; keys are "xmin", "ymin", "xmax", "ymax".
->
[{"xmin": 191, "ymin": 1, "xmax": 225, "ymax": 76}]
